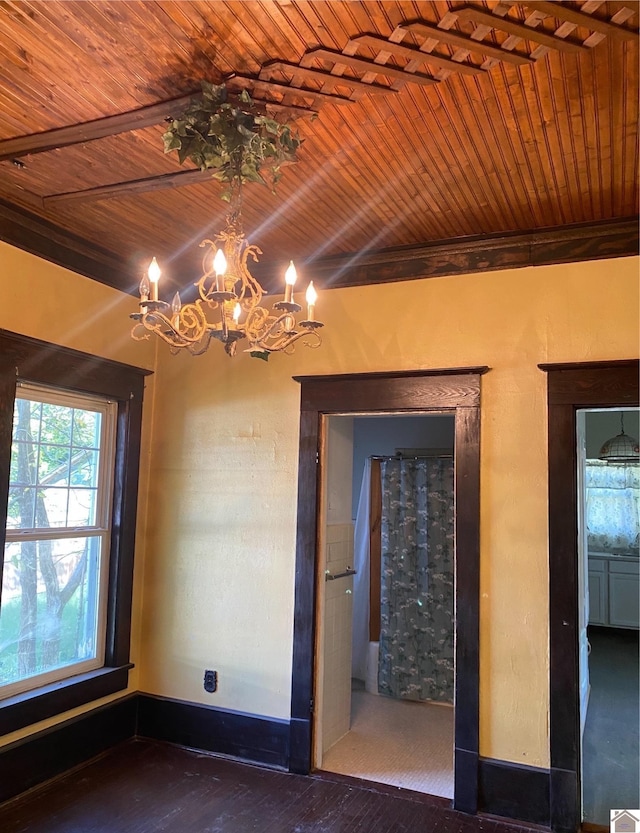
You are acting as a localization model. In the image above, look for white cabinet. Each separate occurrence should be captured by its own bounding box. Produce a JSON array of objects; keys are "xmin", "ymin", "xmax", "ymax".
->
[
  {"xmin": 588, "ymin": 555, "xmax": 639, "ymax": 629},
  {"xmin": 609, "ymin": 561, "xmax": 640, "ymax": 628},
  {"xmin": 588, "ymin": 558, "xmax": 606, "ymax": 625}
]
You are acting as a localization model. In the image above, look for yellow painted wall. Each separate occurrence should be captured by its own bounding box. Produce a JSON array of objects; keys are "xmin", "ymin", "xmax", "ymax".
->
[
  {"xmin": 0, "ymin": 241, "xmax": 156, "ymax": 747},
  {"xmin": 1, "ymin": 240, "xmax": 638, "ymax": 769},
  {"xmin": 139, "ymin": 255, "xmax": 639, "ymax": 769}
]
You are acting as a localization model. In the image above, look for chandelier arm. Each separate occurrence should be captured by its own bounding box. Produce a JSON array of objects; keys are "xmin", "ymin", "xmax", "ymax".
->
[
  {"xmin": 249, "ymin": 327, "xmax": 322, "ymax": 354},
  {"xmin": 187, "ymin": 331, "xmax": 217, "ymax": 356},
  {"xmin": 131, "ymin": 306, "xmax": 212, "ymax": 348}
]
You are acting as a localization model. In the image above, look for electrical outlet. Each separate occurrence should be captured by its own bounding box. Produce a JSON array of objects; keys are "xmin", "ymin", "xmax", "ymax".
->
[{"xmin": 203, "ymin": 669, "xmax": 217, "ymax": 693}]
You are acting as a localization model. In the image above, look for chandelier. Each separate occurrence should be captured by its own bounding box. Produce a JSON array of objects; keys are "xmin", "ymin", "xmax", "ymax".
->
[
  {"xmin": 129, "ymin": 82, "xmax": 323, "ymax": 359},
  {"xmin": 130, "ymin": 188, "xmax": 322, "ymax": 359}
]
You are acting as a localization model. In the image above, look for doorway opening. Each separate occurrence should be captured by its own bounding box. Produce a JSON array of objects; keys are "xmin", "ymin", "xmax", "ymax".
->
[
  {"xmin": 289, "ymin": 368, "xmax": 487, "ymax": 815},
  {"xmin": 315, "ymin": 413, "xmax": 456, "ymax": 798},
  {"xmin": 543, "ymin": 359, "xmax": 639, "ymax": 833},
  {"xmin": 577, "ymin": 408, "xmax": 639, "ymax": 826}
]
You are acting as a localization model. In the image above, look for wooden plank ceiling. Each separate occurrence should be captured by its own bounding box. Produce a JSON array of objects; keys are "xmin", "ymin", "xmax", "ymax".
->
[{"xmin": 0, "ymin": 0, "xmax": 637, "ymax": 296}]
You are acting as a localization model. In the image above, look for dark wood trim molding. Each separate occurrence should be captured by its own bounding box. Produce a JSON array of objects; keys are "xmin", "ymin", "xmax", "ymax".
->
[
  {"xmin": 0, "ymin": 328, "xmax": 152, "ymax": 400},
  {"xmin": 290, "ymin": 368, "xmax": 487, "ymax": 814},
  {"xmin": 292, "ymin": 216, "xmax": 639, "ymax": 289},
  {"xmin": 0, "ymin": 666, "xmax": 132, "ymax": 737},
  {"xmin": 540, "ymin": 359, "xmax": 639, "ymax": 833},
  {"xmin": 0, "ymin": 330, "xmax": 151, "ymax": 734},
  {"xmin": 0, "ymin": 694, "xmax": 138, "ymax": 804},
  {"xmin": 137, "ymin": 693, "xmax": 289, "ymax": 769},
  {"xmin": 0, "ymin": 198, "xmax": 139, "ymax": 293},
  {"xmin": 1, "ymin": 195, "xmax": 636, "ymax": 296},
  {"xmin": 478, "ymin": 757, "xmax": 550, "ymax": 826}
]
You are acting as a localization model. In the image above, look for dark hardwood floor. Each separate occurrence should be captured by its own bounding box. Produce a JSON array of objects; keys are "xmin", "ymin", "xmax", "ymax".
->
[
  {"xmin": 582, "ymin": 626, "xmax": 640, "ymax": 825},
  {"xmin": 0, "ymin": 739, "xmax": 544, "ymax": 832}
]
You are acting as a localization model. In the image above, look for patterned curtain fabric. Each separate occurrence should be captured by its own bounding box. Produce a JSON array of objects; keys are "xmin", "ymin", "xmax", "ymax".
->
[
  {"xmin": 586, "ymin": 460, "xmax": 640, "ymax": 553},
  {"xmin": 378, "ymin": 457, "xmax": 454, "ymax": 704}
]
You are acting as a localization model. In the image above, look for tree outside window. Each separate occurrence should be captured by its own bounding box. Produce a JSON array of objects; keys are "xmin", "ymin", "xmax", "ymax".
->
[{"xmin": 0, "ymin": 385, "xmax": 116, "ymax": 697}]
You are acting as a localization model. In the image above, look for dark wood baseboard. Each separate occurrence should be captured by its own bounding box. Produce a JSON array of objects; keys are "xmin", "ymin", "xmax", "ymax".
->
[
  {"xmin": 0, "ymin": 694, "xmax": 137, "ymax": 804},
  {"xmin": 0, "ymin": 691, "xmax": 555, "ymax": 830},
  {"xmin": 479, "ymin": 757, "xmax": 550, "ymax": 826},
  {"xmin": 288, "ymin": 716, "xmax": 311, "ymax": 774},
  {"xmin": 455, "ymin": 748, "xmax": 479, "ymax": 813},
  {"xmin": 137, "ymin": 693, "xmax": 290, "ymax": 769},
  {"xmin": 550, "ymin": 766, "xmax": 580, "ymax": 833}
]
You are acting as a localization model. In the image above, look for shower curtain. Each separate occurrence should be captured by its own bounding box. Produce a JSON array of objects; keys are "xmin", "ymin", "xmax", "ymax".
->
[{"xmin": 378, "ymin": 457, "xmax": 454, "ymax": 704}]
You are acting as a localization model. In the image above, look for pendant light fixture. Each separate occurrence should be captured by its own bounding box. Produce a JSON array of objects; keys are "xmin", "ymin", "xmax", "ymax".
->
[{"xmin": 598, "ymin": 412, "xmax": 640, "ymax": 462}]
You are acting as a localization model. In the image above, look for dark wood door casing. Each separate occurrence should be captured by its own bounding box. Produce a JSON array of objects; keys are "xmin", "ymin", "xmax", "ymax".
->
[
  {"xmin": 289, "ymin": 367, "xmax": 488, "ymax": 814},
  {"xmin": 540, "ymin": 359, "xmax": 639, "ymax": 833}
]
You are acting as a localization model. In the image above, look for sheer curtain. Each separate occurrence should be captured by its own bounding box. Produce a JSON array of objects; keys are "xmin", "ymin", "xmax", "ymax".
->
[
  {"xmin": 586, "ymin": 460, "xmax": 640, "ymax": 552},
  {"xmin": 378, "ymin": 457, "xmax": 454, "ymax": 704}
]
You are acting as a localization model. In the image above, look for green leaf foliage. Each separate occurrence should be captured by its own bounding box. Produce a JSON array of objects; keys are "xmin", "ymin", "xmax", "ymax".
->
[{"xmin": 163, "ymin": 81, "xmax": 303, "ymax": 195}]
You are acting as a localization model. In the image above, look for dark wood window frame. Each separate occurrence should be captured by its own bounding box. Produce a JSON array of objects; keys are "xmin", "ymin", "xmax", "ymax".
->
[
  {"xmin": 289, "ymin": 367, "xmax": 488, "ymax": 813},
  {"xmin": 0, "ymin": 330, "xmax": 151, "ymax": 736},
  {"xmin": 540, "ymin": 359, "xmax": 639, "ymax": 833}
]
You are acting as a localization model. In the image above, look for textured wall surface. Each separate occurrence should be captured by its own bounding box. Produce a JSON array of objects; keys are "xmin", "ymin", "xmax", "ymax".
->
[
  {"xmin": 3, "ymin": 241, "xmax": 638, "ymax": 770},
  {"xmin": 139, "ymin": 256, "xmax": 639, "ymax": 768},
  {"xmin": 0, "ymin": 241, "xmax": 155, "ymax": 747}
]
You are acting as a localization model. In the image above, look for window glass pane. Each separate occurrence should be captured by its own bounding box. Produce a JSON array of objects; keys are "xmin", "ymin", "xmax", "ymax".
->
[
  {"xmin": 12, "ymin": 400, "xmax": 42, "ymax": 443},
  {"xmin": 67, "ymin": 488, "xmax": 98, "ymax": 527},
  {"xmin": 40, "ymin": 402, "xmax": 72, "ymax": 445},
  {"xmin": 10, "ymin": 441, "xmax": 36, "ymax": 485},
  {"xmin": 70, "ymin": 449, "xmax": 99, "ymax": 488},
  {"xmin": 7, "ymin": 486, "xmax": 36, "ymax": 530},
  {"xmin": 72, "ymin": 410, "xmax": 101, "ymax": 449},
  {"xmin": 0, "ymin": 537, "xmax": 102, "ymax": 688},
  {"xmin": 37, "ymin": 443, "xmax": 71, "ymax": 486},
  {"xmin": 9, "ymin": 397, "xmax": 104, "ymax": 531},
  {"xmin": 39, "ymin": 487, "xmax": 70, "ymax": 528}
]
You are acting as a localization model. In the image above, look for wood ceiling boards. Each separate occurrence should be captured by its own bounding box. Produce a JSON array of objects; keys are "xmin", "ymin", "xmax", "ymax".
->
[{"xmin": 0, "ymin": 0, "xmax": 637, "ymax": 296}]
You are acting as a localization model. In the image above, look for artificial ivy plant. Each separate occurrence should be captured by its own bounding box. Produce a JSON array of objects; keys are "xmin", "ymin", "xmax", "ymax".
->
[{"xmin": 163, "ymin": 81, "xmax": 302, "ymax": 200}]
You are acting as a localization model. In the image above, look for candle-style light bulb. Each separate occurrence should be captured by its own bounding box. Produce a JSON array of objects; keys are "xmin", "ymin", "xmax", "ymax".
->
[
  {"xmin": 284, "ymin": 260, "xmax": 297, "ymax": 303},
  {"xmin": 305, "ymin": 281, "xmax": 318, "ymax": 322},
  {"xmin": 139, "ymin": 273, "xmax": 150, "ymax": 301},
  {"xmin": 148, "ymin": 257, "xmax": 161, "ymax": 301},
  {"xmin": 233, "ymin": 302, "xmax": 241, "ymax": 324},
  {"xmin": 171, "ymin": 292, "xmax": 181, "ymax": 329},
  {"xmin": 139, "ymin": 273, "xmax": 150, "ymax": 314},
  {"xmin": 214, "ymin": 248, "xmax": 227, "ymax": 292}
]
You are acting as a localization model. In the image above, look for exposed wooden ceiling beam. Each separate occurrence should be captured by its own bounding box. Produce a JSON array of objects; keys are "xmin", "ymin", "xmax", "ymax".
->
[
  {"xmin": 520, "ymin": 1, "xmax": 639, "ymax": 39},
  {"xmin": 233, "ymin": 74, "xmax": 356, "ymax": 106},
  {"xmin": 43, "ymin": 168, "xmax": 215, "ymax": 205},
  {"xmin": 260, "ymin": 61, "xmax": 398, "ymax": 95},
  {"xmin": 300, "ymin": 47, "xmax": 439, "ymax": 86},
  {"xmin": 398, "ymin": 21, "xmax": 535, "ymax": 64},
  {"xmin": 349, "ymin": 34, "xmax": 487, "ymax": 76},
  {"xmin": 455, "ymin": 6, "xmax": 589, "ymax": 52},
  {"xmin": 0, "ymin": 93, "xmax": 195, "ymax": 163},
  {"xmin": 0, "ymin": 88, "xmax": 315, "ymax": 164}
]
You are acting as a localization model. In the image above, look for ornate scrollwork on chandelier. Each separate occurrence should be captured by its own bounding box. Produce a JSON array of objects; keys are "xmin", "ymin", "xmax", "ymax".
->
[{"xmin": 130, "ymin": 82, "xmax": 323, "ymax": 360}]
